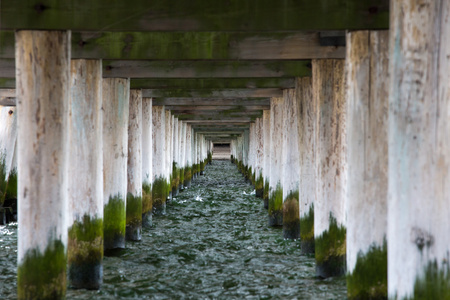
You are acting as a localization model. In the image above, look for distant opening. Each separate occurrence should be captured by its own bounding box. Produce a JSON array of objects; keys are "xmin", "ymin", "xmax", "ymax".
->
[{"xmin": 212, "ymin": 143, "xmax": 231, "ymax": 160}]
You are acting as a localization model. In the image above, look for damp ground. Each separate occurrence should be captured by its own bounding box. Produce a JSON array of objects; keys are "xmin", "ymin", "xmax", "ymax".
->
[{"xmin": 0, "ymin": 160, "xmax": 346, "ymax": 299}]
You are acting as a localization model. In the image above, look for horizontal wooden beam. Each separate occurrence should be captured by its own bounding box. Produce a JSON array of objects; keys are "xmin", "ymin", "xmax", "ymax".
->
[
  {"xmin": 153, "ymin": 98, "xmax": 270, "ymax": 106},
  {"xmin": 195, "ymin": 131, "xmax": 245, "ymax": 134},
  {"xmin": 182, "ymin": 116, "xmax": 256, "ymax": 122},
  {"xmin": 131, "ymin": 78, "xmax": 295, "ymax": 89},
  {"xmin": 0, "ymin": 31, "xmax": 344, "ymax": 60},
  {"xmin": 167, "ymin": 105, "xmax": 269, "ymax": 111},
  {"xmin": 0, "ymin": 97, "xmax": 15, "ymax": 106},
  {"xmin": 192, "ymin": 124, "xmax": 249, "ymax": 129},
  {"xmin": 143, "ymin": 88, "xmax": 282, "ymax": 98},
  {"xmin": 190, "ymin": 121, "xmax": 250, "ymax": 126},
  {"xmin": 171, "ymin": 111, "xmax": 263, "ymax": 118},
  {"xmin": 0, "ymin": 1, "xmax": 389, "ymax": 32},
  {"xmin": 0, "ymin": 59, "xmax": 311, "ymax": 78}
]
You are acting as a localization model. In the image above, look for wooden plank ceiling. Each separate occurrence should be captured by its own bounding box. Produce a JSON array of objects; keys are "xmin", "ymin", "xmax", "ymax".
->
[{"xmin": 0, "ymin": 0, "xmax": 389, "ymax": 142}]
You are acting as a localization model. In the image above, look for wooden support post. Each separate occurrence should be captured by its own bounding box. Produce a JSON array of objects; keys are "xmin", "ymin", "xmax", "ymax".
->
[
  {"xmin": 0, "ymin": 105, "xmax": 17, "ymax": 212},
  {"xmin": 165, "ymin": 111, "xmax": 172, "ymax": 200},
  {"xmin": 172, "ymin": 118, "xmax": 179, "ymax": 197},
  {"xmin": 16, "ymin": 30, "xmax": 70, "ymax": 299},
  {"xmin": 152, "ymin": 106, "xmax": 167, "ymax": 214},
  {"xmin": 262, "ymin": 110, "xmax": 271, "ymax": 208},
  {"xmin": 389, "ymin": 1, "xmax": 450, "ymax": 298},
  {"xmin": 345, "ymin": 30, "xmax": 389, "ymax": 299},
  {"xmin": 126, "ymin": 89, "xmax": 143, "ymax": 241},
  {"xmin": 297, "ymin": 77, "xmax": 316, "ymax": 254},
  {"xmin": 282, "ymin": 89, "xmax": 300, "ymax": 239},
  {"xmin": 248, "ymin": 123, "xmax": 255, "ymax": 184},
  {"xmin": 142, "ymin": 97, "xmax": 153, "ymax": 227},
  {"xmin": 67, "ymin": 59, "xmax": 103, "ymax": 289},
  {"xmin": 313, "ymin": 59, "xmax": 346, "ymax": 278},
  {"xmin": 184, "ymin": 124, "xmax": 192, "ymax": 188},
  {"xmin": 269, "ymin": 97, "xmax": 284, "ymax": 227},
  {"xmin": 102, "ymin": 77, "xmax": 130, "ymax": 251},
  {"xmin": 243, "ymin": 129, "xmax": 250, "ymax": 179},
  {"xmin": 255, "ymin": 118, "xmax": 264, "ymax": 198},
  {"xmin": 179, "ymin": 121, "xmax": 186, "ymax": 190}
]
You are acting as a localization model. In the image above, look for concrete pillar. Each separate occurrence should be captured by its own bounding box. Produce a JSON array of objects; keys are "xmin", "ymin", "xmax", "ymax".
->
[
  {"xmin": 345, "ymin": 30, "xmax": 389, "ymax": 299},
  {"xmin": 297, "ymin": 77, "xmax": 316, "ymax": 254},
  {"xmin": 192, "ymin": 132, "xmax": 197, "ymax": 178},
  {"xmin": 269, "ymin": 97, "xmax": 284, "ymax": 227},
  {"xmin": 152, "ymin": 106, "xmax": 166, "ymax": 214},
  {"xmin": 262, "ymin": 110, "xmax": 271, "ymax": 209},
  {"xmin": 0, "ymin": 106, "xmax": 17, "ymax": 209},
  {"xmin": 126, "ymin": 89, "xmax": 142, "ymax": 241},
  {"xmin": 142, "ymin": 97, "xmax": 152, "ymax": 227},
  {"xmin": 165, "ymin": 111, "xmax": 172, "ymax": 200},
  {"xmin": 16, "ymin": 30, "xmax": 70, "ymax": 299},
  {"xmin": 236, "ymin": 135, "xmax": 244, "ymax": 173},
  {"xmin": 102, "ymin": 78, "xmax": 130, "ymax": 251},
  {"xmin": 172, "ymin": 118, "xmax": 179, "ymax": 197},
  {"xmin": 179, "ymin": 121, "xmax": 186, "ymax": 190},
  {"xmin": 243, "ymin": 129, "xmax": 250, "ymax": 179},
  {"xmin": 184, "ymin": 124, "xmax": 192, "ymax": 187},
  {"xmin": 282, "ymin": 89, "xmax": 300, "ymax": 239},
  {"xmin": 388, "ymin": 1, "xmax": 450, "ymax": 298},
  {"xmin": 313, "ymin": 59, "xmax": 346, "ymax": 278},
  {"xmin": 199, "ymin": 134, "xmax": 205, "ymax": 175},
  {"xmin": 248, "ymin": 123, "xmax": 255, "ymax": 185},
  {"xmin": 255, "ymin": 118, "xmax": 264, "ymax": 198},
  {"xmin": 67, "ymin": 59, "xmax": 103, "ymax": 289}
]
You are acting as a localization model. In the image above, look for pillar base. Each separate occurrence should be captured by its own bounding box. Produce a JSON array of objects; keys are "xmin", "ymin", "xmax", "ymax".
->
[
  {"xmin": 263, "ymin": 198, "xmax": 268, "ymax": 209},
  {"xmin": 268, "ymin": 212, "xmax": 282, "ymax": 227},
  {"xmin": 126, "ymin": 225, "xmax": 142, "ymax": 241},
  {"xmin": 316, "ymin": 256, "xmax": 346, "ymax": 278},
  {"xmin": 153, "ymin": 202, "xmax": 166, "ymax": 215},
  {"xmin": 69, "ymin": 263, "xmax": 102, "ymax": 290},
  {"xmin": 301, "ymin": 239, "xmax": 315, "ymax": 255},
  {"xmin": 142, "ymin": 212, "xmax": 152, "ymax": 228},
  {"xmin": 200, "ymin": 171, "xmax": 205, "ymax": 175}
]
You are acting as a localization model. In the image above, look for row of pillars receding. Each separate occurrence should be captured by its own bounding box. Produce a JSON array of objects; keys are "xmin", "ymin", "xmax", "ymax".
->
[
  {"xmin": 0, "ymin": 31, "xmax": 213, "ymax": 298},
  {"xmin": 1, "ymin": 2, "xmax": 450, "ymax": 298},
  {"xmin": 230, "ymin": 18, "xmax": 450, "ymax": 300}
]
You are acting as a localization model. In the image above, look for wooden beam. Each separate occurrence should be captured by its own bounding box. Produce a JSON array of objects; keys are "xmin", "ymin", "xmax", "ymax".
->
[
  {"xmin": 0, "ymin": 31, "xmax": 344, "ymax": 60},
  {"xmin": 131, "ymin": 78, "xmax": 295, "ymax": 89},
  {"xmin": 153, "ymin": 98, "xmax": 270, "ymax": 106},
  {"xmin": 0, "ymin": 59, "xmax": 311, "ymax": 78},
  {"xmin": 0, "ymin": 1, "xmax": 389, "ymax": 32},
  {"xmin": 0, "ymin": 89, "xmax": 15, "ymax": 97},
  {"xmin": 182, "ymin": 116, "xmax": 256, "ymax": 122},
  {"xmin": 171, "ymin": 111, "xmax": 263, "ymax": 118},
  {"xmin": 166, "ymin": 105, "xmax": 269, "ymax": 111},
  {"xmin": 190, "ymin": 121, "xmax": 250, "ymax": 126},
  {"xmin": 0, "ymin": 96, "xmax": 15, "ymax": 106},
  {"xmin": 143, "ymin": 88, "xmax": 282, "ymax": 98},
  {"xmin": 192, "ymin": 124, "xmax": 249, "ymax": 129}
]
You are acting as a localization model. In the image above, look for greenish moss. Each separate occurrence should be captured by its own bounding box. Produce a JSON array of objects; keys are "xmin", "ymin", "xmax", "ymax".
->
[
  {"xmin": 200, "ymin": 161, "xmax": 205, "ymax": 172},
  {"xmin": 207, "ymin": 151, "xmax": 212, "ymax": 163},
  {"xmin": 268, "ymin": 183, "xmax": 283, "ymax": 226},
  {"xmin": 5, "ymin": 168, "xmax": 17, "ymax": 200},
  {"xmin": 263, "ymin": 178, "xmax": 269, "ymax": 200},
  {"xmin": 347, "ymin": 239, "xmax": 387, "ymax": 299},
  {"xmin": 300, "ymin": 204, "xmax": 315, "ymax": 254},
  {"xmin": 126, "ymin": 193, "xmax": 142, "ymax": 227},
  {"xmin": 103, "ymin": 194, "xmax": 126, "ymax": 249},
  {"xmin": 407, "ymin": 260, "xmax": 450, "ymax": 300},
  {"xmin": 172, "ymin": 163, "xmax": 180, "ymax": 189},
  {"xmin": 152, "ymin": 176, "xmax": 167, "ymax": 210},
  {"xmin": 179, "ymin": 167, "xmax": 184, "ymax": 184},
  {"xmin": 255, "ymin": 174, "xmax": 264, "ymax": 197},
  {"xmin": 247, "ymin": 166, "xmax": 253, "ymax": 182},
  {"xmin": 315, "ymin": 213, "xmax": 346, "ymax": 277},
  {"xmin": 18, "ymin": 239, "xmax": 67, "ymax": 299},
  {"xmin": 142, "ymin": 182, "xmax": 152, "ymax": 215},
  {"xmin": 283, "ymin": 190, "xmax": 300, "ymax": 239},
  {"xmin": 0, "ymin": 155, "xmax": 7, "ymax": 206},
  {"xmin": 184, "ymin": 166, "xmax": 192, "ymax": 182},
  {"xmin": 68, "ymin": 215, "xmax": 103, "ymax": 265},
  {"xmin": 0, "ymin": 77, "xmax": 15, "ymax": 88}
]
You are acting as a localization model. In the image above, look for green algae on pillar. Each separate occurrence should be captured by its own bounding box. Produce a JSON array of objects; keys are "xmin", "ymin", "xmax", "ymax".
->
[
  {"xmin": 68, "ymin": 215, "xmax": 103, "ymax": 290},
  {"xmin": 315, "ymin": 214, "xmax": 346, "ymax": 278},
  {"xmin": 142, "ymin": 183, "xmax": 152, "ymax": 226},
  {"xmin": 102, "ymin": 77, "xmax": 130, "ymax": 251},
  {"xmin": 300, "ymin": 205, "xmax": 315, "ymax": 254},
  {"xmin": 255, "ymin": 174, "xmax": 264, "ymax": 198},
  {"xmin": 125, "ymin": 193, "xmax": 142, "ymax": 241},
  {"xmin": 268, "ymin": 183, "xmax": 283, "ymax": 227},
  {"xmin": 142, "ymin": 97, "xmax": 153, "ymax": 227},
  {"xmin": 282, "ymin": 190, "xmax": 300, "ymax": 239},
  {"xmin": 152, "ymin": 176, "xmax": 167, "ymax": 215},
  {"xmin": 15, "ymin": 30, "xmax": 70, "ymax": 299}
]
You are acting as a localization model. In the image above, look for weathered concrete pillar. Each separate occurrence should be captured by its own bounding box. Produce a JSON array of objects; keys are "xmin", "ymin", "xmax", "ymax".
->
[
  {"xmin": 313, "ymin": 59, "xmax": 346, "ymax": 278},
  {"xmin": 165, "ymin": 111, "xmax": 172, "ymax": 200},
  {"xmin": 184, "ymin": 124, "xmax": 192, "ymax": 187},
  {"xmin": 388, "ymin": 1, "xmax": 450, "ymax": 298},
  {"xmin": 237, "ymin": 134, "xmax": 244, "ymax": 173},
  {"xmin": 16, "ymin": 30, "xmax": 70, "ymax": 299},
  {"xmin": 200, "ymin": 134, "xmax": 206, "ymax": 175},
  {"xmin": 172, "ymin": 118, "xmax": 179, "ymax": 197},
  {"xmin": 126, "ymin": 89, "xmax": 142, "ymax": 241},
  {"xmin": 255, "ymin": 118, "xmax": 264, "ymax": 198},
  {"xmin": 345, "ymin": 30, "xmax": 389, "ymax": 299},
  {"xmin": 142, "ymin": 97, "xmax": 153, "ymax": 227},
  {"xmin": 179, "ymin": 121, "xmax": 186, "ymax": 190},
  {"xmin": 67, "ymin": 59, "xmax": 103, "ymax": 289},
  {"xmin": 269, "ymin": 97, "xmax": 284, "ymax": 227},
  {"xmin": 192, "ymin": 132, "xmax": 198, "ymax": 178},
  {"xmin": 297, "ymin": 77, "xmax": 316, "ymax": 254},
  {"xmin": 282, "ymin": 89, "xmax": 300, "ymax": 239},
  {"xmin": 262, "ymin": 110, "xmax": 271, "ymax": 209},
  {"xmin": 102, "ymin": 78, "xmax": 130, "ymax": 251},
  {"xmin": 243, "ymin": 129, "xmax": 250, "ymax": 179},
  {"xmin": 248, "ymin": 122, "xmax": 255, "ymax": 185},
  {"xmin": 0, "ymin": 106, "xmax": 17, "ymax": 210},
  {"xmin": 152, "ymin": 106, "xmax": 166, "ymax": 214}
]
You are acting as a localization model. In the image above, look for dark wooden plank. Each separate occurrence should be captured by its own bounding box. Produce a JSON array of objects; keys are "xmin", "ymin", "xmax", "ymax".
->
[
  {"xmin": 0, "ymin": 0, "xmax": 389, "ymax": 31},
  {"xmin": 152, "ymin": 98, "xmax": 270, "ymax": 106},
  {"xmin": 143, "ymin": 88, "xmax": 282, "ymax": 98},
  {"xmin": 167, "ymin": 105, "xmax": 269, "ymax": 111},
  {"xmin": 131, "ymin": 78, "xmax": 295, "ymax": 89}
]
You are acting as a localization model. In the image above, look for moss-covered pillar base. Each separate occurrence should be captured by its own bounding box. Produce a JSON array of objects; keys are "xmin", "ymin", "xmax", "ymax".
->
[
  {"xmin": 268, "ymin": 184, "xmax": 283, "ymax": 227},
  {"xmin": 282, "ymin": 191, "xmax": 300, "ymax": 239},
  {"xmin": 152, "ymin": 177, "xmax": 167, "ymax": 215},
  {"xmin": 255, "ymin": 174, "xmax": 264, "ymax": 198},
  {"xmin": 16, "ymin": 30, "xmax": 70, "ymax": 299},
  {"xmin": 142, "ymin": 183, "xmax": 152, "ymax": 228},
  {"xmin": 300, "ymin": 205, "xmax": 315, "ymax": 255},
  {"xmin": 126, "ymin": 194, "xmax": 142, "ymax": 241},
  {"xmin": 263, "ymin": 179, "xmax": 269, "ymax": 209}
]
